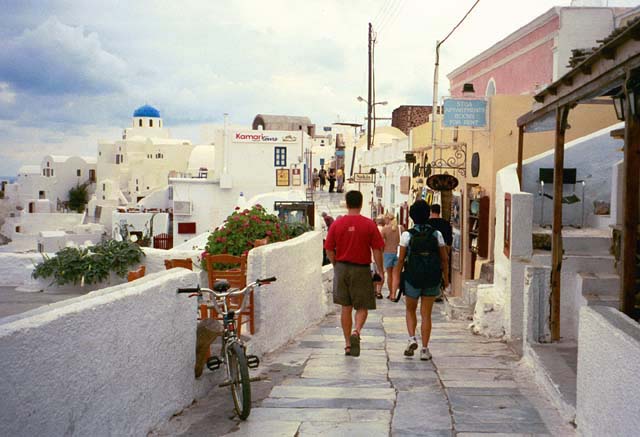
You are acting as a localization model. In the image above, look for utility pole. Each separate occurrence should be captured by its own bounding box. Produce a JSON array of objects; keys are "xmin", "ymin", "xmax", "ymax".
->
[{"xmin": 367, "ymin": 22, "xmax": 373, "ymax": 150}]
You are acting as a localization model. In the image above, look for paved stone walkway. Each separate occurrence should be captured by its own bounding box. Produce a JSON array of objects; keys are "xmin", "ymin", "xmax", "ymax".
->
[{"xmin": 154, "ymin": 298, "xmax": 575, "ymax": 436}]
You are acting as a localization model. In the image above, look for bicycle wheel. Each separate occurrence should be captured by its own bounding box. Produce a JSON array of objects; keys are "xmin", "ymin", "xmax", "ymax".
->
[{"xmin": 226, "ymin": 341, "xmax": 251, "ymax": 419}]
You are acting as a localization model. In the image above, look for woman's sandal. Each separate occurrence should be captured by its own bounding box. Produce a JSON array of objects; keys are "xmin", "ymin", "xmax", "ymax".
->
[
  {"xmin": 349, "ymin": 331, "xmax": 361, "ymax": 357},
  {"xmin": 344, "ymin": 346, "xmax": 351, "ymax": 356},
  {"xmin": 376, "ymin": 292, "xmax": 383, "ymax": 299}
]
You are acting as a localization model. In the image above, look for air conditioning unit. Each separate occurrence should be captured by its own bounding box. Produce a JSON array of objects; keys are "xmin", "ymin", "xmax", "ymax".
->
[{"xmin": 173, "ymin": 201, "xmax": 192, "ymax": 216}]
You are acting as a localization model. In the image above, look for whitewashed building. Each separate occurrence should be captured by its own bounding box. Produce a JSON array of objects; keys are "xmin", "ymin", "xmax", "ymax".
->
[
  {"xmin": 170, "ymin": 127, "xmax": 310, "ymax": 245},
  {"xmin": 88, "ymin": 105, "xmax": 194, "ymax": 227}
]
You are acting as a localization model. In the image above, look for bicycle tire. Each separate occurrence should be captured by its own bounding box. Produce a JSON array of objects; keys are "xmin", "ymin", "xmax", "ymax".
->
[{"xmin": 227, "ymin": 341, "xmax": 251, "ymax": 420}]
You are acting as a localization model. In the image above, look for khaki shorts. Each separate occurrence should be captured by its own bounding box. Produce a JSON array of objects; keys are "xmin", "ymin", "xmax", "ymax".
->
[{"xmin": 333, "ymin": 262, "xmax": 376, "ymax": 310}]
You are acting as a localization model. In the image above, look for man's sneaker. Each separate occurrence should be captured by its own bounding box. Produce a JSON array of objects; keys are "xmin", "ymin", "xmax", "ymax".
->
[
  {"xmin": 404, "ymin": 338, "xmax": 418, "ymax": 357},
  {"xmin": 420, "ymin": 347, "xmax": 432, "ymax": 361}
]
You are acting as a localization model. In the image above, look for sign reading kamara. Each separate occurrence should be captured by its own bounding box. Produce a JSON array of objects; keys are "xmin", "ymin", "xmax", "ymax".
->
[{"xmin": 443, "ymin": 98, "xmax": 488, "ymax": 128}]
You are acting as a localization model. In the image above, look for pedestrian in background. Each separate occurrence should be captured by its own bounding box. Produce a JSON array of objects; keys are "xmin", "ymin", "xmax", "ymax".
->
[
  {"xmin": 392, "ymin": 200, "xmax": 449, "ymax": 361},
  {"xmin": 427, "ymin": 203, "xmax": 453, "ymax": 299},
  {"xmin": 312, "ymin": 168, "xmax": 319, "ymax": 190},
  {"xmin": 381, "ymin": 212, "xmax": 403, "ymax": 300},
  {"xmin": 336, "ymin": 168, "xmax": 344, "ymax": 193},
  {"xmin": 324, "ymin": 190, "xmax": 385, "ymax": 357},
  {"xmin": 319, "ymin": 168, "xmax": 327, "ymax": 191},
  {"xmin": 374, "ymin": 215, "xmax": 386, "ymax": 299},
  {"xmin": 328, "ymin": 168, "xmax": 336, "ymax": 193}
]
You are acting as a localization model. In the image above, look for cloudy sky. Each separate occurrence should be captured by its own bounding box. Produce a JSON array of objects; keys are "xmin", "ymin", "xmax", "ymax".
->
[{"xmin": 0, "ymin": 0, "xmax": 638, "ymax": 175}]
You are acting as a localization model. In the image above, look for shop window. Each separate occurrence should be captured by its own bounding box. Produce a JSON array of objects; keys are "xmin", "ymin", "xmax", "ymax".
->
[
  {"xmin": 42, "ymin": 169, "xmax": 46, "ymax": 176},
  {"xmin": 89, "ymin": 169, "xmax": 96, "ymax": 182},
  {"xmin": 39, "ymin": 191, "xmax": 45, "ymax": 199},
  {"xmin": 274, "ymin": 147, "xmax": 287, "ymax": 167},
  {"xmin": 77, "ymin": 169, "xmax": 81, "ymax": 177}
]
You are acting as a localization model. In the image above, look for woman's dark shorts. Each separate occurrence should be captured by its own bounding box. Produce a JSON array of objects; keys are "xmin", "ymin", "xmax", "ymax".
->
[{"xmin": 333, "ymin": 262, "xmax": 376, "ymax": 310}]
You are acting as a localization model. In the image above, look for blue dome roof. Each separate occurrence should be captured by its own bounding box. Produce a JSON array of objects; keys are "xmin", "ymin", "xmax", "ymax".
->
[{"xmin": 133, "ymin": 105, "xmax": 160, "ymax": 118}]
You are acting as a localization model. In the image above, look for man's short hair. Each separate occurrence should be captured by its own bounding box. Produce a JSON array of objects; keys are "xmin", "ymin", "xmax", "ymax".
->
[
  {"xmin": 409, "ymin": 200, "xmax": 430, "ymax": 225},
  {"xmin": 431, "ymin": 204, "xmax": 441, "ymax": 215},
  {"xmin": 345, "ymin": 190, "xmax": 363, "ymax": 209}
]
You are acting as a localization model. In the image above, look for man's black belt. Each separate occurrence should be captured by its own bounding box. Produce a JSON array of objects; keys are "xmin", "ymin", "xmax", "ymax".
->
[{"xmin": 337, "ymin": 261, "xmax": 370, "ymax": 267}]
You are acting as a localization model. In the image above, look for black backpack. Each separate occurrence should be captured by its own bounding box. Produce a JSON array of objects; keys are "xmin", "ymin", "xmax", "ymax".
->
[{"xmin": 404, "ymin": 225, "xmax": 442, "ymax": 289}]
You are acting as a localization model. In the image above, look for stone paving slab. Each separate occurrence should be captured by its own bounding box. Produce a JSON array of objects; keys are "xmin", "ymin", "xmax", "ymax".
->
[
  {"xmin": 434, "ymin": 356, "xmax": 515, "ymax": 369},
  {"xmin": 297, "ymin": 420, "xmax": 390, "ymax": 436},
  {"xmin": 268, "ymin": 385, "xmax": 396, "ymax": 400},
  {"xmin": 222, "ymin": 420, "xmax": 301, "ymax": 436},
  {"xmin": 280, "ymin": 377, "xmax": 391, "ymax": 388},
  {"xmin": 152, "ymin": 300, "xmax": 575, "ymax": 436},
  {"xmin": 260, "ymin": 397, "xmax": 395, "ymax": 410},
  {"xmin": 392, "ymin": 391, "xmax": 452, "ymax": 435},
  {"xmin": 439, "ymin": 368, "xmax": 516, "ymax": 382},
  {"xmin": 248, "ymin": 407, "xmax": 391, "ymax": 423}
]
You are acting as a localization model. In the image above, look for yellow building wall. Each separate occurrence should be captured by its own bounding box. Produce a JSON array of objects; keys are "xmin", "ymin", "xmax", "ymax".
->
[{"xmin": 408, "ymin": 95, "xmax": 619, "ymax": 296}]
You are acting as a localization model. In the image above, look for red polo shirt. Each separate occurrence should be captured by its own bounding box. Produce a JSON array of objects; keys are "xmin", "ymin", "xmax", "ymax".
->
[{"xmin": 324, "ymin": 214, "xmax": 384, "ymax": 265}]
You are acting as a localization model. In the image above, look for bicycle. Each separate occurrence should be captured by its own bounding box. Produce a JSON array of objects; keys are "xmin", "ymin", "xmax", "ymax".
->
[{"xmin": 177, "ymin": 276, "xmax": 276, "ymax": 420}]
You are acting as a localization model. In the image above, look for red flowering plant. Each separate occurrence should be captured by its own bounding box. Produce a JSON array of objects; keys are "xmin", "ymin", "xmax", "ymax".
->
[{"xmin": 202, "ymin": 205, "xmax": 296, "ymax": 268}]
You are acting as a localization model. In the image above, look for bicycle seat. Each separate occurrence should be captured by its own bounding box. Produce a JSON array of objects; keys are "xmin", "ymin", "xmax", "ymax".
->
[{"xmin": 213, "ymin": 279, "xmax": 231, "ymax": 292}]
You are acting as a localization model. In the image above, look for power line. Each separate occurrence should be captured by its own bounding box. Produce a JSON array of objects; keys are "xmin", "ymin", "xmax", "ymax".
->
[
  {"xmin": 375, "ymin": 0, "xmax": 399, "ymax": 30},
  {"xmin": 372, "ymin": 0, "xmax": 394, "ymax": 28},
  {"xmin": 378, "ymin": 0, "xmax": 405, "ymax": 35},
  {"xmin": 440, "ymin": 0, "xmax": 481, "ymax": 46}
]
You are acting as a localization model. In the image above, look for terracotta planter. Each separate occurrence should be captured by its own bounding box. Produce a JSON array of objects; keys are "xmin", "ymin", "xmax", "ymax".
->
[{"xmin": 253, "ymin": 238, "xmax": 269, "ymax": 247}]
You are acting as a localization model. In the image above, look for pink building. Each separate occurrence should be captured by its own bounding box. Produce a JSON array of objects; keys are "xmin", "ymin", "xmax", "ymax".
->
[{"xmin": 448, "ymin": 7, "xmax": 628, "ymax": 97}]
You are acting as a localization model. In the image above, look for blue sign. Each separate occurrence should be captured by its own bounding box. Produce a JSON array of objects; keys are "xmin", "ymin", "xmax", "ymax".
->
[
  {"xmin": 335, "ymin": 150, "xmax": 345, "ymax": 157},
  {"xmin": 443, "ymin": 98, "xmax": 487, "ymax": 128}
]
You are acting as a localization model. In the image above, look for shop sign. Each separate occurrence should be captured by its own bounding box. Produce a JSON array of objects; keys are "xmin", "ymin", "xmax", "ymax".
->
[
  {"xmin": 353, "ymin": 173, "xmax": 375, "ymax": 183},
  {"xmin": 233, "ymin": 132, "xmax": 298, "ymax": 143},
  {"xmin": 276, "ymin": 169, "xmax": 290, "ymax": 186},
  {"xmin": 292, "ymin": 168, "xmax": 301, "ymax": 186},
  {"xmin": 443, "ymin": 98, "xmax": 488, "ymax": 128}
]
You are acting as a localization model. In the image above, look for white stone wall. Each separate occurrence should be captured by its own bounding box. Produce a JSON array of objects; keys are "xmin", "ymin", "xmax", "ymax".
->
[
  {"xmin": 576, "ymin": 306, "xmax": 640, "ymax": 437},
  {"xmin": 0, "ymin": 270, "xmax": 201, "ymax": 437},
  {"xmin": 246, "ymin": 230, "xmax": 328, "ymax": 356},
  {"xmin": 0, "ymin": 253, "xmax": 43, "ymax": 286}
]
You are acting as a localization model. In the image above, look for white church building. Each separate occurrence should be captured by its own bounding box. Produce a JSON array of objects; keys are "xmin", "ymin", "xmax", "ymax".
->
[{"xmin": 88, "ymin": 105, "xmax": 194, "ymax": 227}]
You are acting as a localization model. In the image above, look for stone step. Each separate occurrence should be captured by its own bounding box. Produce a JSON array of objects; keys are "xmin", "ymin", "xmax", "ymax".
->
[
  {"xmin": 532, "ymin": 253, "xmax": 617, "ymax": 275},
  {"xmin": 444, "ymin": 296, "xmax": 474, "ymax": 321},
  {"xmin": 532, "ymin": 231, "xmax": 611, "ymax": 256},
  {"xmin": 576, "ymin": 272, "xmax": 619, "ymax": 297},
  {"xmin": 583, "ymin": 293, "xmax": 620, "ymax": 308}
]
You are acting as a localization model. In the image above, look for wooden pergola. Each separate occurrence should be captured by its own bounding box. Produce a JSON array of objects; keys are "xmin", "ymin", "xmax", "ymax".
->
[{"xmin": 516, "ymin": 18, "xmax": 640, "ymax": 341}]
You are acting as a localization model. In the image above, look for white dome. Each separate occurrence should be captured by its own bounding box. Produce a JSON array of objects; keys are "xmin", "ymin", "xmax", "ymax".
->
[{"xmin": 187, "ymin": 145, "xmax": 215, "ymax": 174}]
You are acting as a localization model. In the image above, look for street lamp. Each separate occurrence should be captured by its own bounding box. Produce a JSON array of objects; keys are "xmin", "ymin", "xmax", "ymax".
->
[
  {"xmin": 357, "ymin": 97, "xmax": 388, "ymax": 150},
  {"xmin": 357, "ymin": 96, "xmax": 388, "ymax": 106},
  {"xmin": 430, "ymin": 0, "xmax": 480, "ymax": 165}
]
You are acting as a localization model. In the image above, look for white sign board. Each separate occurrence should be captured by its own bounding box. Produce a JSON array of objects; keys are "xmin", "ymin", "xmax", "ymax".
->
[
  {"xmin": 233, "ymin": 132, "xmax": 299, "ymax": 143},
  {"xmin": 353, "ymin": 173, "xmax": 375, "ymax": 183}
]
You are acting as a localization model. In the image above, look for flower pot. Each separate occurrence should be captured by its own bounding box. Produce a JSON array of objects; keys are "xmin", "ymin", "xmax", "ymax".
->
[{"xmin": 253, "ymin": 238, "xmax": 269, "ymax": 247}]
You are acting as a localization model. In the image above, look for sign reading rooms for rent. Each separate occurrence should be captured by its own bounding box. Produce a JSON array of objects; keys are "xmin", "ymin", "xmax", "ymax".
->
[{"xmin": 443, "ymin": 98, "xmax": 488, "ymax": 128}]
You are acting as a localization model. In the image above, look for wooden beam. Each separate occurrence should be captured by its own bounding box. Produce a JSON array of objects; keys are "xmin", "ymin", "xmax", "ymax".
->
[
  {"xmin": 517, "ymin": 127, "xmax": 524, "ymax": 189},
  {"xmin": 562, "ymin": 76, "xmax": 574, "ymax": 86},
  {"xmin": 602, "ymin": 47, "xmax": 616, "ymax": 60},
  {"xmin": 621, "ymin": 76, "xmax": 640, "ymax": 316},
  {"xmin": 550, "ymin": 106, "xmax": 570, "ymax": 342}
]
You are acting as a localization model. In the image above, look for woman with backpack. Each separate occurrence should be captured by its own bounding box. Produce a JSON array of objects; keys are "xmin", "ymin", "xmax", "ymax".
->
[{"xmin": 392, "ymin": 200, "xmax": 449, "ymax": 361}]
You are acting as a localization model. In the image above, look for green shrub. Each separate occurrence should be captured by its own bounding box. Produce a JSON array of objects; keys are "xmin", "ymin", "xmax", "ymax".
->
[
  {"xmin": 68, "ymin": 183, "xmax": 89, "ymax": 213},
  {"xmin": 202, "ymin": 205, "xmax": 312, "ymax": 268},
  {"xmin": 32, "ymin": 240, "xmax": 144, "ymax": 286}
]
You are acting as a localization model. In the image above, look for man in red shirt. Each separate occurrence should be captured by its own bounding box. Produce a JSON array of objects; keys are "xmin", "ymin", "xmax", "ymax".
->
[{"xmin": 324, "ymin": 190, "xmax": 385, "ymax": 357}]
